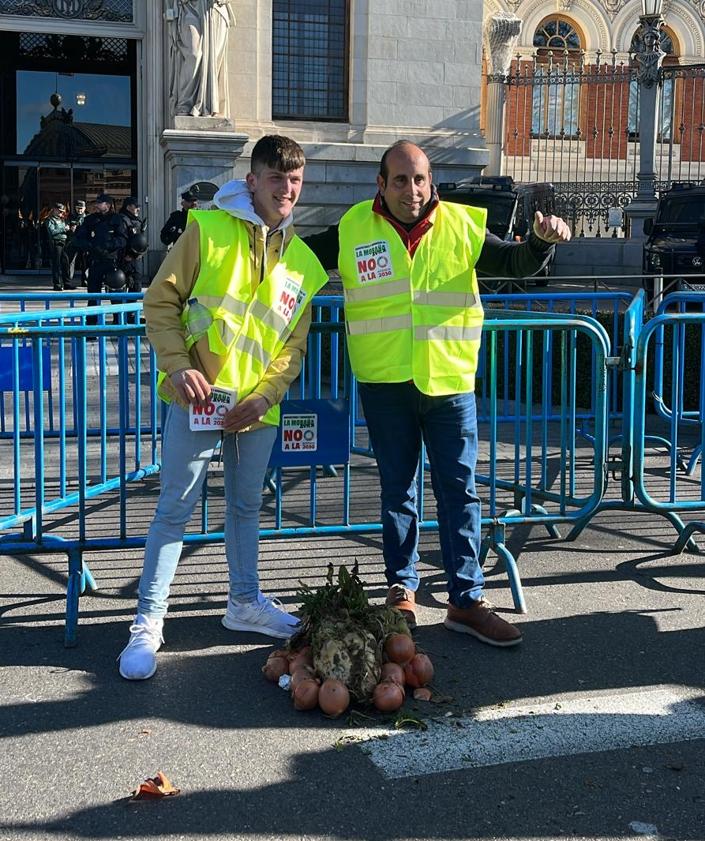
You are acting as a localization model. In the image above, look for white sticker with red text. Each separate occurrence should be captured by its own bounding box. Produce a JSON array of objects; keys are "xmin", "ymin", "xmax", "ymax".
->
[
  {"xmin": 276, "ymin": 276, "xmax": 306, "ymax": 325},
  {"xmin": 354, "ymin": 240, "xmax": 394, "ymax": 283},
  {"xmin": 189, "ymin": 386, "xmax": 236, "ymax": 431},
  {"xmin": 281, "ymin": 413, "xmax": 318, "ymax": 452}
]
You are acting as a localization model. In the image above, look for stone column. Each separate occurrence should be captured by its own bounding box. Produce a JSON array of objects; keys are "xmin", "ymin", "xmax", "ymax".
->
[
  {"xmin": 160, "ymin": 129, "xmax": 248, "ymax": 209},
  {"xmin": 484, "ymin": 13, "xmax": 522, "ymax": 176},
  {"xmin": 624, "ymin": 13, "xmax": 666, "ymax": 238},
  {"xmin": 143, "ymin": 0, "xmax": 167, "ymax": 277}
]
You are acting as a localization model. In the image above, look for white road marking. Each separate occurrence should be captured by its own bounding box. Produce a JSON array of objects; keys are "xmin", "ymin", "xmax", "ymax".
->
[{"xmin": 356, "ymin": 686, "xmax": 705, "ymax": 779}]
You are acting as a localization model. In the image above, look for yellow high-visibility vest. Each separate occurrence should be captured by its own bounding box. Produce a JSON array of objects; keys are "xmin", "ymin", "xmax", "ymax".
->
[
  {"xmin": 338, "ymin": 200, "xmax": 486, "ymax": 396},
  {"xmin": 159, "ymin": 209, "xmax": 328, "ymax": 426}
]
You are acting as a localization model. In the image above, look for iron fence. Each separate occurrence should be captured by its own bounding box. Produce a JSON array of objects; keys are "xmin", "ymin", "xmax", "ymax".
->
[{"xmin": 504, "ymin": 54, "xmax": 705, "ymax": 236}]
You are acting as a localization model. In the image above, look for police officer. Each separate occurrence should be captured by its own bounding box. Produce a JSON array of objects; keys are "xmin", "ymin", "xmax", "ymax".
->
[
  {"xmin": 119, "ymin": 196, "xmax": 147, "ymax": 293},
  {"xmin": 71, "ymin": 193, "xmax": 128, "ymax": 320},
  {"xmin": 66, "ymin": 199, "xmax": 88, "ymax": 286},
  {"xmin": 44, "ymin": 202, "xmax": 74, "ymax": 291},
  {"xmin": 160, "ymin": 188, "xmax": 199, "ymax": 248}
]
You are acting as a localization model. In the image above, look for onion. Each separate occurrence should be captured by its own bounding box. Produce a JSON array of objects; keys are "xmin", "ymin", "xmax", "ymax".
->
[
  {"xmin": 384, "ymin": 633, "xmax": 416, "ymax": 665},
  {"xmin": 380, "ymin": 662, "xmax": 405, "ymax": 686},
  {"xmin": 288, "ymin": 647, "xmax": 314, "ymax": 673},
  {"xmin": 293, "ymin": 679, "xmax": 320, "ymax": 710},
  {"xmin": 403, "ymin": 653, "xmax": 434, "ymax": 688},
  {"xmin": 373, "ymin": 679, "xmax": 405, "ymax": 712},
  {"xmin": 290, "ymin": 666, "xmax": 317, "ymax": 690},
  {"xmin": 413, "ymin": 687, "xmax": 433, "ymax": 701},
  {"xmin": 318, "ymin": 679, "xmax": 350, "ymax": 717},
  {"xmin": 262, "ymin": 655, "xmax": 289, "ymax": 682}
]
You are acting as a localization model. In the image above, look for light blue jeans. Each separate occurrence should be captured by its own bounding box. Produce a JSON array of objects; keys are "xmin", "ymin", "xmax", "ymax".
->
[{"xmin": 137, "ymin": 404, "xmax": 277, "ymax": 617}]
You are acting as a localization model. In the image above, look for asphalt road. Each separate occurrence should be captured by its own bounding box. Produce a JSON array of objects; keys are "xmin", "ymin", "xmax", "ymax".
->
[
  {"xmin": 1, "ymin": 506, "xmax": 704, "ymax": 841},
  {"xmin": 1, "ymin": 276, "xmax": 704, "ymax": 841}
]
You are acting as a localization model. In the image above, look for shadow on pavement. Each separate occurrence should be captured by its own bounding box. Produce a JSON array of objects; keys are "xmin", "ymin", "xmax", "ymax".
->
[{"xmin": 1, "ymin": 609, "xmax": 704, "ymax": 739}]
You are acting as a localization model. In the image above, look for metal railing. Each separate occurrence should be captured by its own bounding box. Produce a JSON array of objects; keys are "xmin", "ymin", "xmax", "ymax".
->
[
  {"xmin": 2, "ymin": 291, "xmax": 704, "ymax": 643},
  {"xmin": 504, "ymin": 55, "xmax": 705, "ymax": 236}
]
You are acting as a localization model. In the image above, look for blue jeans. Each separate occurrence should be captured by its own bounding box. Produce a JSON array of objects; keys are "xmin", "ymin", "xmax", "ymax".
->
[
  {"xmin": 138, "ymin": 404, "xmax": 277, "ymax": 617},
  {"xmin": 358, "ymin": 382, "xmax": 483, "ymax": 608}
]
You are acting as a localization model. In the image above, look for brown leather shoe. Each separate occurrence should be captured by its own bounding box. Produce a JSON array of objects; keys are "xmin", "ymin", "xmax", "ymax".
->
[
  {"xmin": 386, "ymin": 584, "xmax": 417, "ymax": 630},
  {"xmin": 444, "ymin": 598, "xmax": 522, "ymax": 647}
]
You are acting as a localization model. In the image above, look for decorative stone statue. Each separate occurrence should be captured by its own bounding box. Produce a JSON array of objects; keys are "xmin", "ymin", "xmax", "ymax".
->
[
  {"xmin": 486, "ymin": 12, "xmax": 522, "ymax": 80},
  {"xmin": 166, "ymin": 0, "xmax": 235, "ymax": 118}
]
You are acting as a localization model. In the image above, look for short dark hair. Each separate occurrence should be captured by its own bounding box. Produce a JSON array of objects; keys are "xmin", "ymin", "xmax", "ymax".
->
[
  {"xmin": 250, "ymin": 135, "xmax": 305, "ymax": 174},
  {"xmin": 378, "ymin": 140, "xmax": 428, "ymax": 181}
]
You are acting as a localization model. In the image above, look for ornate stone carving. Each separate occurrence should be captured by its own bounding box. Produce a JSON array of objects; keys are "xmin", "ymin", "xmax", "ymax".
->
[
  {"xmin": 600, "ymin": 0, "xmax": 626, "ymax": 21},
  {"xmin": 630, "ymin": 15, "xmax": 666, "ymax": 87},
  {"xmin": 165, "ymin": 0, "xmax": 235, "ymax": 119},
  {"xmin": 486, "ymin": 12, "xmax": 523, "ymax": 78},
  {"xmin": 0, "ymin": 0, "xmax": 133, "ymax": 21}
]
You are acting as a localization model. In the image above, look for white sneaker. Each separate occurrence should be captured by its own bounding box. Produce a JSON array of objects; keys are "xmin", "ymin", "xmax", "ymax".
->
[
  {"xmin": 221, "ymin": 592, "xmax": 300, "ymax": 639},
  {"xmin": 118, "ymin": 614, "xmax": 164, "ymax": 680}
]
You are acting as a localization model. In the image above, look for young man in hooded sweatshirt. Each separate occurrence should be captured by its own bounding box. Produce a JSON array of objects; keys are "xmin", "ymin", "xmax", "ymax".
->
[{"xmin": 118, "ymin": 135, "xmax": 328, "ymax": 680}]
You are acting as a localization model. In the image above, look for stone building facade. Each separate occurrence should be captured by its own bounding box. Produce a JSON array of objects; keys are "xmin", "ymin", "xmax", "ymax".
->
[
  {"xmin": 0, "ymin": 0, "xmax": 488, "ymax": 277},
  {"xmin": 483, "ymin": 0, "xmax": 705, "ymax": 183}
]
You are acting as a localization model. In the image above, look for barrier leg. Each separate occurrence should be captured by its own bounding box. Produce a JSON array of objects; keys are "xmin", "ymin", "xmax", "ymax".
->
[
  {"xmin": 503, "ymin": 506, "xmax": 561, "ymax": 540},
  {"xmin": 479, "ymin": 532, "xmax": 491, "ymax": 565},
  {"xmin": 686, "ymin": 445, "xmax": 702, "ymax": 476},
  {"xmin": 566, "ymin": 517, "xmax": 590, "ymax": 542},
  {"xmin": 672, "ymin": 520, "xmax": 705, "ymax": 555},
  {"xmin": 65, "ymin": 548, "xmax": 82, "ymax": 648},
  {"xmin": 263, "ymin": 468, "xmax": 277, "ymax": 495},
  {"xmin": 484, "ymin": 522, "xmax": 527, "ymax": 614},
  {"xmin": 528, "ymin": 504, "xmax": 561, "ymax": 539},
  {"xmin": 80, "ymin": 561, "xmax": 98, "ymax": 595}
]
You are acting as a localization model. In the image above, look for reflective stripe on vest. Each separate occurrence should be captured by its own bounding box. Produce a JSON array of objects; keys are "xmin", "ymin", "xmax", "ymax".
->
[
  {"xmin": 338, "ymin": 200, "xmax": 487, "ymax": 396},
  {"xmin": 158, "ymin": 210, "xmax": 328, "ymax": 426}
]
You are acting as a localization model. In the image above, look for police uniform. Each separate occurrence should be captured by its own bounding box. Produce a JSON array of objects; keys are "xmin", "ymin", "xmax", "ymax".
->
[
  {"xmin": 160, "ymin": 189, "xmax": 199, "ymax": 247},
  {"xmin": 120, "ymin": 196, "xmax": 144, "ymax": 293},
  {"xmin": 44, "ymin": 204, "xmax": 73, "ymax": 290},
  {"xmin": 71, "ymin": 193, "xmax": 127, "ymax": 326},
  {"xmin": 66, "ymin": 201, "xmax": 87, "ymax": 285}
]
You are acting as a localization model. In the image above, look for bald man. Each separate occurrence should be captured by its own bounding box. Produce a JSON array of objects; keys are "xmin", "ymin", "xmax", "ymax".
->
[{"xmin": 305, "ymin": 141, "xmax": 570, "ymax": 648}]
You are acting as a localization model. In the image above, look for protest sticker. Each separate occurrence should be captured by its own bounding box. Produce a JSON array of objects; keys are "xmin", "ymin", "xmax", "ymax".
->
[
  {"xmin": 354, "ymin": 240, "xmax": 394, "ymax": 283},
  {"xmin": 189, "ymin": 386, "xmax": 236, "ymax": 431},
  {"xmin": 275, "ymin": 276, "xmax": 306, "ymax": 324},
  {"xmin": 281, "ymin": 413, "xmax": 318, "ymax": 452}
]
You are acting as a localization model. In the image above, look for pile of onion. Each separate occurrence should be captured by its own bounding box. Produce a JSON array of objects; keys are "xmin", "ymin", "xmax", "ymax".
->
[
  {"xmin": 262, "ymin": 648, "xmax": 351, "ymax": 718},
  {"xmin": 371, "ymin": 634, "xmax": 435, "ymax": 712},
  {"xmin": 262, "ymin": 634, "xmax": 434, "ymax": 717}
]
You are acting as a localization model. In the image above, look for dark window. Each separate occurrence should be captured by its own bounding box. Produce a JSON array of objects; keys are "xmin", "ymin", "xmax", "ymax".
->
[
  {"xmin": 272, "ymin": 0, "xmax": 348, "ymax": 121},
  {"xmin": 533, "ymin": 17, "xmax": 581, "ymax": 51}
]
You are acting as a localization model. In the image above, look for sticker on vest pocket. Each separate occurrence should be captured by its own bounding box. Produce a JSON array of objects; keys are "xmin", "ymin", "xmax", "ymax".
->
[
  {"xmin": 276, "ymin": 276, "xmax": 306, "ymax": 324},
  {"xmin": 354, "ymin": 240, "xmax": 394, "ymax": 283}
]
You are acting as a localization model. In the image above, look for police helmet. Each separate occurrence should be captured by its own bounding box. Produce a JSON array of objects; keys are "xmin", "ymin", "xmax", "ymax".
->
[
  {"xmin": 103, "ymin": 268, "xmax": 128, "ymax": 290},
  {"xmin": 128, "ymin": 232, "xmax": 148, "ymax": 255}
]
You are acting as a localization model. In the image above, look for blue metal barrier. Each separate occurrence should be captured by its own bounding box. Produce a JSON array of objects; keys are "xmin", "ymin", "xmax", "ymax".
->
[
  {"xmin": 652, "ymin": 292, "xmax": 705, "ymax": 475},
  {"xmin": 0, "ymin": 297, "xmax": 613, "ymax": 641},
  {"xmin": 633, "ymin": 310, "xmax": 705, "ymax": 554},
  {"xmin": 0, "ymin": 292, "xmax": 143, "ymax": 438},
  {"xmin": 4, "ymin": 290, "xmax": 704, "ymax": 645}
]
